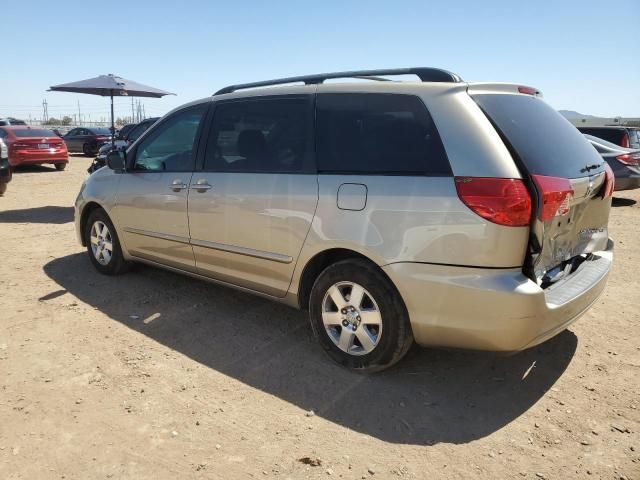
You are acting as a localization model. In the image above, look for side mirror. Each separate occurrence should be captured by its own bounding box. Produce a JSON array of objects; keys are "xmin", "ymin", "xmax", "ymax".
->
[{"xmin": 106, "ymin": 150, "xmax": 126, "ymax": 171}]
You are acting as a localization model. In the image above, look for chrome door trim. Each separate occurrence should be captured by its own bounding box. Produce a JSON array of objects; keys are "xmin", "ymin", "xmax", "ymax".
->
[
  {"xmin": 190, "ymin": 238, "xmax": 293, "ymax": 264},
  {"xmin": 123, "ymin": 227, "xmax": 190, "ymax": 245}
]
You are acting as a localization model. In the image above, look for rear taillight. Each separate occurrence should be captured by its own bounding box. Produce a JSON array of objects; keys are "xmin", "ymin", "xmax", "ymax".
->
[
  {"xmin": 11, "ymin": 143, "xmax": 30, "ymax": 149},
  {"xmin": 601, "ymin": 164, "xmax": 615, "ymax": 199},
  {"xmin": 455, "ymin": 177, "xmax": 532, "ymax": 227},
  {"xmin": 531, "ymin": 175, "xmax": 574, "ymax": 221},
  {"xmin": 621, "ymin": 134, "xmax": 630, "ymax": 148},
  {"xmin": 616, "ymin": 153, "xmax": 640, "ymax": 166}
]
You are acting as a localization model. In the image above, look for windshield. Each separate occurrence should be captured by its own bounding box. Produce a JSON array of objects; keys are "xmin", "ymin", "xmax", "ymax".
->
[{"xmin": 472, "ymin": 94, "xmax": 605, "ymax": 178}]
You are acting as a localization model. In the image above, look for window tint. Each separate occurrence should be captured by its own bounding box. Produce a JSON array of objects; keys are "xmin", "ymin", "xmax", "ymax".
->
[
  {"xmin": 128, "ymin": 119, "xmax": 156, "ymax": 142},
  {"xmin": 577, "ymin": 127, "xmax": 625, "ymax": 146},
  {"xmin": 474, "ymin": 94, "xmax": 605, "ymax": 178},
  {"xmin": 133, "ymin": 104, "xmax": 206, "ymax": 172},
  {"xmin": 629, "ymin": 129, "xmax": 640, "ymax": 149},
  {"xmin": 204, "ymin": 97, "xmax": 312, "ymax": 173},
  {"xmin": 316, "ymin": 93, "xmax": 451, "ymax": 176},
  {"xmin": 91, "ymin": 128, "xmax": 111, "ymax": 135}
]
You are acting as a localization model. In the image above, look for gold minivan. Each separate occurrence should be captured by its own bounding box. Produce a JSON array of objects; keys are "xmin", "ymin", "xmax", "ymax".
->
[{"xmin": 75, "ymin": 68, "xmax": 614, "ymax": 371}]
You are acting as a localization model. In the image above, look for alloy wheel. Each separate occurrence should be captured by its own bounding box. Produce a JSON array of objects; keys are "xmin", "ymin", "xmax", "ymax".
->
[{"xmin": 90, "ymin": 220, "xmax": 113, "ymax": 266}]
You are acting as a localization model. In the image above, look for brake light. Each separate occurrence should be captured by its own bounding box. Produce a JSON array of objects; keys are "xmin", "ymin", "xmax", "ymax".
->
[
  {"xmin": 11, "ymin": 143, "xmax": 30, "ymax": 149},
  {"xmin": 531, "ymin": 175, "xmax": 574, "ymax": 221},
  {"xmin": 616, "ymin": 153, "xmax": 640, "ymax": 166},
  {"xmin": 518, "ymin": 86, "xmax": 539, "ymax": 96},
  {"xmin": 601, "ymin": 164, "xmax": 615, "ymax": 198},
  {"xmin": 455, "ymin": 177, "xmax": 532, "ymax": 227},
  {"xmin": 621, "ymin": 134, "xmax": 630, "ymax": 148}
]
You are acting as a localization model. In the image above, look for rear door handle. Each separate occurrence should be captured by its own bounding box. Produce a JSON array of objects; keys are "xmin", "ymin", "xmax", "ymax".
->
[
  {"xmin": 169, "ymin": 179, "xmax": 188, "ymax": 191},
  {"xmin": 190, "ymin": 180, "xmax": 212, "ymax": 192}
]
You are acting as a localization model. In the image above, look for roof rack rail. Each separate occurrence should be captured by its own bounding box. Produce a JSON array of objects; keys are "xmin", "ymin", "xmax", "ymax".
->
[{"xmin": 213, "ymin": 67, "xmax": 462, "ymax": 95}]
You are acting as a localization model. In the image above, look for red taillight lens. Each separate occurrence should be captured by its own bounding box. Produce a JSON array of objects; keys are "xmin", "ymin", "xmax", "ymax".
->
[
  {"xmin": 602, "ymin": 164, "xmax": 615, "ymax": 198},
  {"xmin": 455, "ymin": 177, "xmax": 532, "ymax": 227},
  {"xmin": 531, "ymin": 175, "xmax": 574, "ymax": 221},
  {"xmin": 616, "ymin": 153, "xmax": 640, "ymax": 166},
  {"xmin": 12, "ymin": 143, "xmax": 30, "ymax": 149}
]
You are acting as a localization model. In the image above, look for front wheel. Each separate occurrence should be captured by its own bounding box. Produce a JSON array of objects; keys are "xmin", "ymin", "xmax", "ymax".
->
[
  {"xmin": 309, "ymin": 259, "xmax": 414, "ymax": 372},
  {"xmin": 0, "ymin": 182, "xmax": 6, "ymax": 196},
  {"xmin": 84, "ymin": 209, "xmax": 130, "ymax": 275}
]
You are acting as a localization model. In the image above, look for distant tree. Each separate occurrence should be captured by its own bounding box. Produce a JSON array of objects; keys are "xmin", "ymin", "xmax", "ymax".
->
[
  {"xmin": 115, "ymin": 117, "xmax": 128, "ymax": 127},
  {"xmin": 44, "ymin": 117, "xmax": 60, "ymax": 125},
  {"xmin": 61, "ymin": 116, "xmax": 73, "ymax": 126}
]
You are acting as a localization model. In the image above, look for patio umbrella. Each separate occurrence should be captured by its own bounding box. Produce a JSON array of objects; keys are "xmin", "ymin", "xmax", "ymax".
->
[{"xmin": 48, "ymin": 74, "xmax": 174, "ymax": 146}]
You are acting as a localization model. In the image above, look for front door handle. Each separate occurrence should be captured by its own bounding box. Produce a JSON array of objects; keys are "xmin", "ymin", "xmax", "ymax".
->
[
  {"xmin": 190, "ymin": 180, "xmax": 212, "ymax": 192},
  {"xmin": 169, "ymin": 179, "xmax": 188, "ymax": 191}
]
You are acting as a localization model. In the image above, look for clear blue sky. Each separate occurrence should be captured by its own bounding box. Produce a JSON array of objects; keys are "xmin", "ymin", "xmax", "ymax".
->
[{"xmin": 2, "ymin": 0, "xmax": 638, "ymax": 122}]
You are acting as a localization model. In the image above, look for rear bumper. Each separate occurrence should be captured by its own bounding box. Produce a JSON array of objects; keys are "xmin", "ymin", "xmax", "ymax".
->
[
  {"xmin": 383, "ymin": 242, "xmax": 613, "ymax": 351},
  {"xmin": 614, "ymin": 175, "xmax": 640, "ymax": 191},
  {"xmin": 9, "ymin": 153, "xmax": 68, "ymax": 166}
]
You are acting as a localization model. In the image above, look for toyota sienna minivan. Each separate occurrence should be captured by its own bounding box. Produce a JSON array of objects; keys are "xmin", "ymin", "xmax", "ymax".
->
[{"xmin": 75, "ymin": 68, "xmax": 614, "ymax": 372}]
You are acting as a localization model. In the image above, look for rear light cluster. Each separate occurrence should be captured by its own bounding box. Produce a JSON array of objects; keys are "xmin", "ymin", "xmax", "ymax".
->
[
  {"xmin": 602, "ymin": 164, "xmax": 615, "ymax": 199},
  {"xmin": 455, "ymin": 177, "xmax": 532, "ymax": 227},
  {"xmin": 616, "ymin": 153, "xmax": 640, "ymax": 166},
  {"xmin": 531, "ymin": 175, "xmax": 574, "ymax": 221},
  {"xmin": 621, "ymin": 134, "xmax": 630, "ymax": 148}
]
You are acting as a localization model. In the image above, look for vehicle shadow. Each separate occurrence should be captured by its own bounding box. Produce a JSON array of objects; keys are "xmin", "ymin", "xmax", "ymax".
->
[
  {"xmin": 0, "ymin": 206, "xmax": 74, "ymax": 224},
  {"xmin": 612, "ymin": 197, "xmax": 637, "ymax": 207},
  {"xmin": 43, "ymin": 253, "xmax": 577, "ymax": 446},
  {"xmin": 11, "ymin": 165, "xmax": 59, "ymax": 174}
]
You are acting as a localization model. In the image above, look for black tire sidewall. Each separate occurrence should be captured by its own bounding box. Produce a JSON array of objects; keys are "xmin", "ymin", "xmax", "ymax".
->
[
  {"xmin": 54, "ymin": 163, "xmax": 66, "ymax": 171},
  {"xmin": 309, "ymin": 259, "xmax": 413, "ymax": 372},
  {"xmin": 84, "ymin": 209, "xmax": 128, "ymax": 275}
]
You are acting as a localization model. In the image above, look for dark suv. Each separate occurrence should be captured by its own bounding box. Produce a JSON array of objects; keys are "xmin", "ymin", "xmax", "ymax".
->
[{"xmin": 577, "ymin": 126, "xmax": 640, "ymax": 150}]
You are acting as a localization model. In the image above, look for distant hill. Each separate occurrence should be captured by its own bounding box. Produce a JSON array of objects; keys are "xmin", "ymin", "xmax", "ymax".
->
[{"xmin": 559, "ymin": 110, "xmax": 595, "ymax": 119}]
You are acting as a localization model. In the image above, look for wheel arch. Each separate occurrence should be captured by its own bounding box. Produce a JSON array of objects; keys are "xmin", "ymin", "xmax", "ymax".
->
[
  {"xmin": 296, "ymin": 248, "xmax": 394, "ymax": 311},
  {"xmin": 79, "ymin": 201, "xmax": 106, "ymax": 246}
]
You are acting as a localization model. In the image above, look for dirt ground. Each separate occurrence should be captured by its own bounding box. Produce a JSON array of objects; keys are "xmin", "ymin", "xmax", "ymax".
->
[{"xmin": 0, "ymin": 156, "xmax": 638, "ymax": 480}]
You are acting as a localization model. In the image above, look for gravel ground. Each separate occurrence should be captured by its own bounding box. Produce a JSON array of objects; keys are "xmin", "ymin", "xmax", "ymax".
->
[{"xmin": 1, "ymin": 156, "xmax": 638, "ymax": 479}]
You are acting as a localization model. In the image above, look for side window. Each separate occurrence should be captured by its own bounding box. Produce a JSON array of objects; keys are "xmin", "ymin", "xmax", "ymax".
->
[
  {"xmin": 66, "ymin": 129, "xmax": 77, "ymax": 136},
  {"xmin": 316, "ymin": 93, "xmax": 451, "ymax": 176},
  {"xmin": 0, "ymin": 129, "xmax": 6, "ymax": 138},
  {"xmin": 629, "ymin": 130, "xmax": 640, "ymax": 149},
  {"xmin": 133, "ymin": 105, "xmax": 206, "ymax": 172},
  {"xmin": 204, "ymin": 97, "xmax": 312, "ymax": 173}
]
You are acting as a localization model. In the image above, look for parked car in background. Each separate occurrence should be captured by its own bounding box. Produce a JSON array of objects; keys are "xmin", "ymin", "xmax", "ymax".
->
[
  {"xmin": 89, "ymin": 117, "xmax": 160, "ymax": 173},
  {"xmin": 76, "ymin": 68, "xmax": 615, "ymax": 371},
  {"xmin": 0, "ymin": 126, "xmax": 68, "ymax": 170},
  {"xmin": 577, "ymin": 126, "xmax": 640, "ymax": 150},
  {"xmin": 63, "ymin": 127, "xmax": 112, "ymax": 156},
  {"xmin": 584, "ymin": 134, "xmax": 640, "ymax": 191},
  {"xmin": 116, "ymin": 123, "xmax": 137, "ymax": 141},
  {"xmin": 0, "ymin": 137, "xmax": 11, "ymax": 195},
  {"xmin": 0, "ymin": 117, "xmax": 27, "ymax": 126}
]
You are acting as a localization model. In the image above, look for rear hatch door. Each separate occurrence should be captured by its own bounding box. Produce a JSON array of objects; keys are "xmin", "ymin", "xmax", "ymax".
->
[{"xmin": 470, "ymin": 89, "xmax": 612, "ymax": 285}]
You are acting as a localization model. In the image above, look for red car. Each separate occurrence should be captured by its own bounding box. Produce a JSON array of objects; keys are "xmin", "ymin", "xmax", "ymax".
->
[{"xmin": 0, "ymin": 126, "xmax": 69, "ymax": 170}]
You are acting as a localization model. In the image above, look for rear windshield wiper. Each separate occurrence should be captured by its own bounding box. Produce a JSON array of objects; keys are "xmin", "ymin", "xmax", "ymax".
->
[{"xmin": 581, "ymin": 163, "xmax": 602, "ymax": 173}]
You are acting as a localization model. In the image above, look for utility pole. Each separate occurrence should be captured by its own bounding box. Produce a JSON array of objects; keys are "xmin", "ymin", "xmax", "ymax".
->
[
  {"xmin": 77, "ymin": 100, "xmax": 82, "ymax": 126},
  {"xmin": 142, "ymin": 104, "xmax": 146, "ymax": 119},
  {"xmin": 131, "ymin": 97, "xmax": 135, "ymax": 124},
  {"xmin": 42, "ymin": 99, "xmax": 48, "ymax": 122}
]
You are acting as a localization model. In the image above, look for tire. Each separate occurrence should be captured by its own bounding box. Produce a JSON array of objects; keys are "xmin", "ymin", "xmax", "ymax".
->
[
  {"xmin": 54, "ymin": 163, "xmax": 67, "ymax": 171},
  {"xmin": 82, "ymin": 143, "xmax": 92, "ymax": 156},
  {"xmin": 309, "ymin": 259, "xmax": 414, "ymax": 372},
  {"xmin": 0, "ymin": 183, "xmax": 6, "ymax": 196},
  {"xmin": 84, "ymin": 208, "xmax": 130, "ymax": 275}
]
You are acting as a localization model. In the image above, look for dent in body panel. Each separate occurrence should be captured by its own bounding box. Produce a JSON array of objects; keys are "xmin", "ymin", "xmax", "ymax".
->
[{"xmin": 293, "ymin": 175, "xmax": 528, "ymax": 273}]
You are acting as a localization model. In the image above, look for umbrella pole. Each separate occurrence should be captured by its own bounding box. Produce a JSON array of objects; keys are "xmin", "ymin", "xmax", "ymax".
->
[{"xmin": 110, "ymin": 92, "xmax": 115, "ymax": 148}]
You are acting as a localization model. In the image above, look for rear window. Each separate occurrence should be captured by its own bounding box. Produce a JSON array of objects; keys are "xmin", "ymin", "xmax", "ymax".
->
[
  {"xmin": 91, "ymin": 128, "xmax": 111, "ymax": 135},
  {"xmin": 316, "ymin": 93, "xmax": 451, "ymax": 175},
  {"xmin": 473, "ymin": 94, "xmax": 605, "ymax": 178},
  {"xmin": 12, "ymin": 129, "xmax": 57, "ymax": 137},
  {"xmin": 628, "ymin": 129, "xmax": 640, "ymax": 149},
  {"xmin": 577, "ymin": 127, "xmax": 625, "ymax": 146}
]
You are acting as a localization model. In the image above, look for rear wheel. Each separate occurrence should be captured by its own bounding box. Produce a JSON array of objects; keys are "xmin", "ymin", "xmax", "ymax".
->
[
  {"xmin": 84, "ymin": 209, "xmax": 130, "ymax": 275},
  {"xmin": 0, "ymin": 183, "xmax": 6, "ymax": 196},
  {"xmin": 309, "ymin": 259, "xmax": 413, "ymax": 372},
  {"xmin": 54, "ymin": 163, "xmax": 67, "ymax": 171},
  {"xmin": 82, "ymin": 143, "xmax": 92, "ymax": 156}
]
